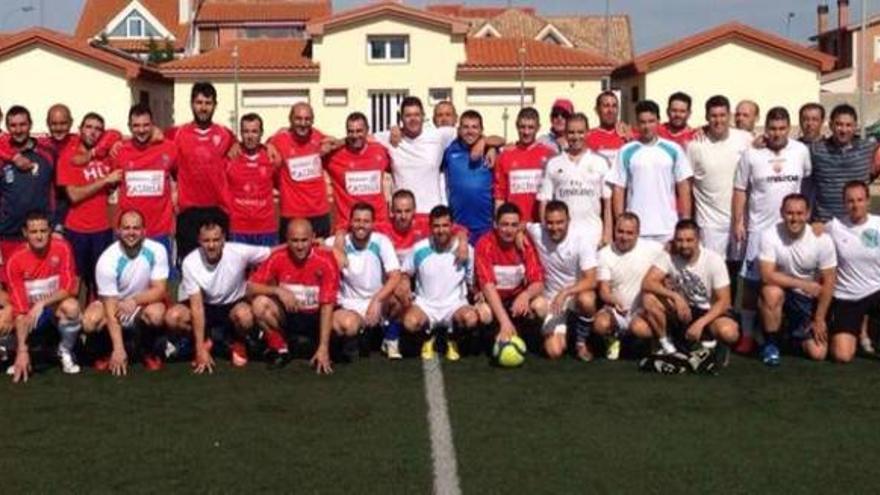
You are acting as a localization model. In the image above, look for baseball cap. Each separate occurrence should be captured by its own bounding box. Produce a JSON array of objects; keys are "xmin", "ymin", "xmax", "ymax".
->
[{"xmin": 551, "ymin": 99, "xmax": 574, "ymax": 115}]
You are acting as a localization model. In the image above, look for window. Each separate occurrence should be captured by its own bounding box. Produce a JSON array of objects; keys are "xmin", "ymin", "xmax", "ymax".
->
[
  {"xmin": 243, "ymin": 26, "xmax": 305, "ymax": 39},
  {"xmin": 367, "ymin": 36, "xmax": 409, "ymax": 63},
  {"xmin": 601, "ymin": 77, "xmax": 611, "ymax": 91},
  {"xmin": 875, "ymin": 36, "xmax": 880, "ymax": 61},
  {"xmin": 428, "ymin": 88, "xmax": 452, "ymax": 106},
  {"xmin": 199, "ymin": 28, "xmax": 219, "ymax": 52},
  {"xmin": 241, "ymin": 89, "xmax": 309, "ymax": 107},
  {"xmin": 630, "ymin": 86, "xmax": 639, "ymax": 102},
  {"xmin": 466, "ymin": 87, "xmax": 535, "ymax": 106},
  {"xmin": 323, "ymin": 89, "xmax": 348, "ymax": 107},
  {"xmin": 127, "ymin": 16, "xmax": 144, "ymax": 37}
]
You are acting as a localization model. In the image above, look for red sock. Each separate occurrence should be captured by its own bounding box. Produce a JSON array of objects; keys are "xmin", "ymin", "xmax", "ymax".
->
[{"xmin": 264, "ymin": 329, "xmax": 288, "ymax": 353}]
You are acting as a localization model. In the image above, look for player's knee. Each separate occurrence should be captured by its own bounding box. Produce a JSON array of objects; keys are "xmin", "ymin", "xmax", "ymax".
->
[
  {"xmin": 544, "ymin": 335, "xmax": 565, "ymax": 360},
  {"xmin": 251, "ymin": 296, "xmax": 274, "ymax": 319},
  {"xmin": 804, "ymin": 342, "xmax": 828, "ymax": 361},
  {"xmin": 475, "ymin": 302, "xmax": 493, "ymax": 325},
  {"xmin": 593, "ymin": 311, "xmax": 612, "ymax": 335},
  {"xmin": 164, "ymin": 306, "xmax": 190, "ymax": 331},
  {"xmin": 459, "ymin": 308, "xmax": 479, "ymax": 329},
  {"xmin": 576, "ymin": 291, "xmax": 597, "ymax": 315},
  {"xmin": 402, "ymin": 309, "xmax": 424, "ymax": 333},
  {"xmin": 630, "ymin": 317, "xmax": 653, "ymax": 339},
  {"xmin": 141, "ymin": 304, "xmax": 166, "ymax": 327},
  {"xmin": 759, "ymin": 285, "xmax": 784, "ymax": 309},
  {"xmin": 531, "ymin": 296, "xmax": 549, "ymax": 318},
  {"xmin": 713, "ymin": 319, "xmax": 740, "ymax": 344},
  {"xmin": 57, "ymin": 297, "xmax": 81, "ymax": 321}
]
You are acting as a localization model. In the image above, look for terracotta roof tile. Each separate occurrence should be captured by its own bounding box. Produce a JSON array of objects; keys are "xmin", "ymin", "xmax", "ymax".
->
[
  {"xmin": 308, "ymin": 1, "xmax": 469, "ymax": 36},
  {"xmin": 460, "ymin": 37, "xmax": 615, "ymax": 75},
  {"xmin": 544, "ymin": 15, "xmax": 632, "ymax": 63},
  {"xmin": 197, "ymin": 0, "xmax": 331, "ymax": 23},
  {"xmin": 75, "ymin": 0, "xmax": 188, "ymax": 50},
  {"xmin": 161, "ymin": 38, "xmax": 317, "ymax": 74},
  {"xmin": 426, "ymin": 4, "xmax": 535, "ymax": 20}
]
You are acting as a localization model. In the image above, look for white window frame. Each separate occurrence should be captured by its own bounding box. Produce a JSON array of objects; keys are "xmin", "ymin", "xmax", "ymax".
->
[
  {"xmin": 367, "ymin": 36, "xmax": 409, "ymax": 64},
  {"xmin": 428, "ymin": 88, "xmax": 452, "ymax": 106},
  {"xmin": 241, "ymin": 89, "xmax": 310, "ymax": 108},
  {"xmin": 127, "ymin": 16, "xmax": 144, "ymax": 38},
  {"xmin": 466, "ymin": 87, "xmax": 535, "ymax": 106},
  {"xmin": 323, "ymin": 89, "xmax": 348, "ymax": 107}
]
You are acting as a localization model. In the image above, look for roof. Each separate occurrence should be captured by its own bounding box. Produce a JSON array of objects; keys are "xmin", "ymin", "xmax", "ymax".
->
[
  {"xmin": 307, "ymin": 1, "xmax": 470, "ymax": 36},
  {"xmin": 161, "ymin": 38, "xmax": 318, "ymax": 76},
  {"xmin": 458, "ymin": 37, "xmax": 615, "ymax": 77},
  {"xmin": 74, "ymin": 0, "xmax": 188, "ymax": 51},
  {"xmin": 0, "ymin": 27, "xmax": 164, "ymax": 81},
  {"xmin": 425, "ymin": 4, "xmax": 535, "ymax": 20},
  {"xmin": 616, "ymin": 22, "xmax": 837, "ymax": 76},
  {"xmin": 197, "ymin": 0, "xmax": 332, "ymax": 24}
]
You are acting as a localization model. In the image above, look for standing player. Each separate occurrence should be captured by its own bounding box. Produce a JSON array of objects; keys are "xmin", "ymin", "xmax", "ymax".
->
[
  {"xmin": 326, "ymin": 204, "xmax": 400, "ymax": 358},
  {"xmin": 475, "ymin": 203, "xmax": 545, "ymax": 346},
  {"xmin": 402, "ymin": 205, "xmax": 478, "ymax": 360},
  {"xmin": 248, "ymin": 219, "xmax": 338, "ymax": 373},
  {"xmin": 226, "ymin": 113, "xmax": 277, "ymax": 246},
  {"xmin": 586, "ymin": 91, "xmax": 628, "ymax": 164},
  {"xmin": 799, "ymin": 103, "xmax": 826, "ymax": 144},
  {"xmin": 41, "ymin": 104, "xmax": 75, "ymax": 229},
  {"xmin": 538, "ymin": 99, "xmax": 574, "ymax": 154},
  {"xmin": 608, "ymin": 100, "xmax": 693, "ymax": 242},
  {"xmin": 735, "ymin": 100, "xmax": 760, "ymax": 134},
  {"xmin": 268, "ymin": 103, "xmax": 332, "ymax": 239},
  {"xmin": 658, "ymin": 92, "xmax": 697, "ymax": 148},
  {"xmin": 826, "ymin": 181, "xmax": 880, "ymax": 363},
  {"xmin": 432, "ymin": 101, "xmax": 458, "ymax": 128},
  {"xmin": 6, "ymin": 211, "xmax": 82, "ymax": 382},
  {"xmin": 113, "ymin": 104, "xmax": 177, "ymax": 263},
  {"xmin": 84, "ymin": 210, "xmax": 170, "ymax": 374},
  {"xmin": 0, "ymin": 106, "xmax": 56, "ymax": 278},
  {"xmin": 687, "ymin": 95, "xmax": 751, "ymax": 265},
  {"xmin": 165, "ymin": 219, "xmax": 271, "ymax": 373},
  {"xmin": 758, "ymin": 194, "xmax": 836, "ymax": 365},
  {"xmin": 57, "ymin": 112, "xmax": 121, "ymax": 300},
  {"xmin": 165, "ymin": 82, "xmax": 235, "ymax": 262},
  {"xmin": 538, "ymin": 112, "xmax": 612, "ymax": 245},
  {"xmin": 324, "ymin": 112, "xmax": 391, "ymax": 231},
  {"xmin": 525, "ymin": 201, "xmax": 598, "ymax": 360},
  {"xmin": 494, "ymin": 107, "xmax": 553, "ymax": 222},
  {"xmin": 641, "ymin": 220, "xmax": 739, "ymax": 355},
  {"xmin": 733, "ymin": 107, "xmax": 811, "ymax": 354},
  {"xmin": 593, "ymin": 213, "xmax": 663, "ymax": 358},
  {"xmin": 443, "ymin": 110, "xmax": 493, "ymax": 244}
]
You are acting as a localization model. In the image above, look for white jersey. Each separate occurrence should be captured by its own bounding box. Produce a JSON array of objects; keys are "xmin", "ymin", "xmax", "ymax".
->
[
  {"xmin": 326, "ymin": 232, "xmax": 399, "ymax": 301},
  {"xmin": 607, "ymin": 138, "xmax": 693, "ymax": 238},
  {"xmin": 525, "ymin": 223, "xmax": 597, "ymax": 299},
  {"xmin": 687, "ymin": 129, "xmax": 752, "ymax": 230},
  {"xmin": 597, "ymin": 239, "xmax": 664, "ymax": 311},
  {"xmin": 537, "ymin": 150, "xmax": 611, "ymax": 234},
  {"xmin": 758, "ymin": 223, "xmax": 837, "ymax": 295},
  {"xmin": 653, "ymin": 247, "xmax": 730, "ymax": 310},
  {"xmin": 376, "ymin": 126, "xmax": 457, "ymax": 214},
  {"xmin": 403, "ymin": 237, "xmax": 473, "ymax": 307},
  {"xmin": 734, "ymin": 140, "xmax": 811, "ymax": 235},
  {"xmin": 95, "ymin": 239, "xmax": 169, "ymax": 299},
  {"xmin": 827, "ymin": 215, "xmax": 880, "ymax": 300},
  {"xmin": 181, "ymin": 243, "xmax": 271, "ymax": 305}
]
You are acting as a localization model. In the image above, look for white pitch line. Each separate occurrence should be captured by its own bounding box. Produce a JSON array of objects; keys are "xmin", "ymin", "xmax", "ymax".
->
[{"xmin": 422, "ymin": 358, "xmax": 462, "ymax": 495}]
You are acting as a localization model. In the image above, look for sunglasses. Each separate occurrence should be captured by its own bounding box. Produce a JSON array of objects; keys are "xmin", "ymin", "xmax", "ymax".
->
[{"xmin": 551, "ymin": 110, "xmax": 571, "ymax": 119}]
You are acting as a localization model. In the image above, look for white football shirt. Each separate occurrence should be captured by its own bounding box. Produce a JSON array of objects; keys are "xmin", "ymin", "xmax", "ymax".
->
[
  {"xmin": 181, "ymin": 242, "xmax": 271, "ymax": 305},
  {"xmin": 326, "ymin": 232, "xmax": 400, "ymax": 301},
  {"xmin": 758, "ymin": 222, "xmax": 837, "ymax": 295},
  {"xmin": 653, "ymin": 247, "xmax": 730, "ymax": 310},
  {"xmin": 687, "ymin": 128, "xmax": 752, "ymax": 230},
  {"xmin": 596, "ymin": 239, "xmax": 664, "ymax": 311},
  {"xmin": 525, "ymin": 223, "xmax": 597, "ymax": 299},
  {"xmin": 403, "ymin": 237, "xmax": 473, "ymax": 306},
  {"xmin": 96, "ymin": 239, "xmax": 169, "ymax": 299},
  {"xmin": 827, "ymin": 215, "xmax": 880, "ymax": 300},
  {"xmin": 537, "ymin": 150, "xmax": 611, "ymax": 235},
  {"xmin": 376, "ymin": 126, "xmax": 457, "ymax": 214}
]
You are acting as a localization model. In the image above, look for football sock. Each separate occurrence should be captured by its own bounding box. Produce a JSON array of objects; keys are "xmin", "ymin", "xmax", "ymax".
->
[
  {"xmin": 574, "ymin": 315, "xmax": 593, "ymax": 343},
  {"xmin": 264, "ymin": 329, "xmax": 288, "ymax": 354},
  {"xmin": 58, "ymin": 320, "xmax": 82, "ymax": 354},
  {"xmin": 659, "ymin": 336, "xmax": 676, "ymax": 354},
  {"xmin": 385, "ymin": 320, "xmax": 402, "ymax": 341},
  {"xmin": 740, "ymin": 310, "xmax": 756, "ymax": 339},
  {"xmin": 764, "ymin": 332, "xmax": 780, "ymax": 347}
]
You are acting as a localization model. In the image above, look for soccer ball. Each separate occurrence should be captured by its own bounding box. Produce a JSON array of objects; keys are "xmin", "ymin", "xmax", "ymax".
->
[{"xmin": 493, "ymin": 336, "xmax": 527, "ymax": 368}]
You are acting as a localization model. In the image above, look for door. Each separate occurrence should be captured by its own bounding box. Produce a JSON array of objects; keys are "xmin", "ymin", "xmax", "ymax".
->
[{"xmin": 369, "ymin": 90, "xmax": 408, "ymax": 132}]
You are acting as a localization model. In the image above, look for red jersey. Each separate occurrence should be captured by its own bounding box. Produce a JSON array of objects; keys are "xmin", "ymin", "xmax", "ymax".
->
[
  {"xmin": 586, "ymin": 127, "xmax": 627, "ymax": 163},
  {"xmin": 0, "ymin": 133, "xmax": 13, "ymax": 162},
  {"xmin": 56, "ymin": 136, "xmax": 113, "ymax": 233},
  {"xmin": 112, "ymin": 140, "xmax": 177, "ymax": 236},
  {"xmin": 474, "ymin": 231, "xmax": 544, "ymax": 301},
  {"xmin": 165, "ymin": 123, "xmax": 234, "ymax": 210},
  {"xmin": 226, "ymin": 146, "xmax": 277, "ymax": 234},
  {"xmin": 269, "ymin": 129, "xmax": 329, "ymax": 218},
  {"xmin": 378, "ymin": 216, "xmax": 430, "ymax": 261},
  {"xmin": 6, "ymin": 238, "xmax": 78, "ymax": 315},
  {"xmin": 249, "ymin": 246, "xmax": 339, "ymax": 312},
  {"xmin": 38, "ymin": 134, "xmax": 73, "ymax": 161},
  {"xmin": 657, "ymin": 123, "xmax": 697, "ymax": 148},
  {"xmin": 324, "ymin": 142, "xmax": 390, "ymax": 231},
  {"xmin": 494, "ymin": 142, "xmax": 553, "ymax": 222}
]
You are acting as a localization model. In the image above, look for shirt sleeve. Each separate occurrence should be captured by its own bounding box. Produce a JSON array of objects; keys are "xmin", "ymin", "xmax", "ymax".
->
[
  {"xmin": 652, "ymin": 251, "xmax": 673, "ymax": 275},
  {"xmin": 709, "ymin": 253, "xmax": 731, "ymax": 290},
  {"xmin": 606, "ymin": 148, "xmax": 628, "ymax": 187},
  {"xmin": 493, "ymin": 154, "xmax": 509, "ymax": 201},
  {"xmin": 673, "ymin": 144, "xmax": 694, "ymax": 182},
  {"xmin": 55, "ymin": 145, "xmax": 81, "ymax": 187},
  {"xmin": 246, "ymin": 245, "xmax": 272, "ymax": 265},
  {"xmin": 598, "ymin": 156, "xmax": 613, "ymax": 198},
  {"xmin": 0, "ymin": 134, "xmax": 14, "ymax": 162},
  {"xmin": 733, "ymin": 151, "xmax": 750, "ymax": 191},
  {"xmin": 536, "ymin": 169, "xmax": 553, "ymax": 202},
  {"xmin": 180, "ymin": 259, "xmax": 201, "ymax": 297},
  {"xmin": 438, "ymin": 126, "xmax": 457, "ymax": 149},
  {"xmin": 319, "ymin": 254, "xmax": 340, "ymax": 305},
  {"xmin": 6, "ymin": 257, "xmax": 29, "ymax": 315},
  {"xmin": 465, "ymin": 245, "xmax": 475, "ymax": 286},
  {"xmin": 248, "ymin": 255, "xmax": 275, "ymax": 285},
  {"xmin": 379, "ymin": 235, "xmax": 400, "ymax": 272},
  {"xmin": 818, "ymin": 235, "xmax": 838, "ymax": 270},
  {"xmin": 93, "ymin": 130, "xmax": 123, "ymax": 159},
  {"xmin": 95, "ymin": 252, "xmax": 118, "ymax": 298},
  {"xmin": 374, "ymin": 131, "xmax": 391, "ymax": 149},
  {"xmin": 522, "ymin": 242, "xmax": 545, "ymax": 284},
  {"xmin": 401, "ymin": 249, "xmax": 415, "ymax": 275},
  {"xmin": 474, "ymin": 238, "xmax": 496, "ymax": 287},
  {"xmin": 151, "ymin": 242, "xmax": 170, "ymax": 281},
  {"xmin": 758, "ymin": 229, "xmax": 778, "ymax": 264},
  {"xmin": 577, "ymin": 234, "xmax": 598, "ymax": 272},
  {"xmin": 596, "ymin": 249, "xmax": 611, "ymax": 282}
]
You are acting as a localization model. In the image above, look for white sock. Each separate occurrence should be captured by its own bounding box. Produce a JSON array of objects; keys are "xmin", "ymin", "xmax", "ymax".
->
[
  {"xmin": 57, "ymin": 320, "xmax": 82, "ymax": 354},
  {"xmin": 659, "ymin": 336, "xmax": 676, "ymax": 353},
  {"xmin": 740, "ymin": 310, "xmax": 756, "ymax": 339}
]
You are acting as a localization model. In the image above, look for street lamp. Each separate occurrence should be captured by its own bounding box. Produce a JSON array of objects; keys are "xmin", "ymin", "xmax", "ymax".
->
[{"xmin": 1, "ymin": 5, "xmax": 35, "ymax": 29}]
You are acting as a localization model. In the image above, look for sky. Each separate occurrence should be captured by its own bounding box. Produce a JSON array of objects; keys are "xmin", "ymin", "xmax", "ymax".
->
[{"xmin": 0, "ymin": 0, "xmax": 871, "ymax": 53}]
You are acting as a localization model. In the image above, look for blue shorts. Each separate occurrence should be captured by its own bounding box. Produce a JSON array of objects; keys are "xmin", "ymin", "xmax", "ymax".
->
[
  {"xmin": 783, "ymin": 290, "xmax": 815, "ymax": 340},
  {"xmin": 739, "ymin": 258, "xmax": 762, "ymax": 283},
  {"xmin": 150, "ymin": 234, "xmax": 179, "ymax": 280},
  {"xmin": 65, "ymin": 229, "xmax": 114, "ymax": 298},
  {"xmin": 230, "ymin": 232, "xmax": 278, "ymax": 247}
]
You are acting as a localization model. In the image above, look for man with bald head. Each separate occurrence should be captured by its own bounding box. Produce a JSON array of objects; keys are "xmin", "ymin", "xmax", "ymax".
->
[
  {"xmin": 269, "ymin": 102, "xmax": 334, "ymax": 239},
  {"xmin": 248, "ymin": 218, "xmax": 339, "ymax": 373},
  {"xmin": 735, "ymin": 100, "xmax": 760, "ymax": 134}
]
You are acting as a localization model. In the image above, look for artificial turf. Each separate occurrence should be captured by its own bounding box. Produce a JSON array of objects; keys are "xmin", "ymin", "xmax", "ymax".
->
[{"xmin": 2, "ymin": 353, "xmax": 880, "ymax": 494}]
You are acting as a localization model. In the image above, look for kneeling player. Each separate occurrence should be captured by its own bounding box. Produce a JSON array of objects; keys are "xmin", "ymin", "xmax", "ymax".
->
[
  {"xmin": 642, "ymin": 220, "xmax": 739, "ymax": 355},
  {"xmin": 525, "ymin": 201, "xmax": 598, "ymax": 360},
  {"xmin": 165, "ymin": 219, "xmax": 270, "ymax": 373},
  {"xmin": 593, "ymin": 213, "xmax": 663, "ymax": 358},
  {"xmin": 475, "ymin": 203, "xmax": 546, "ymax": 348},
  {"xmin": 327, "ymin": 203, "xmax": 400, "ymax": 359},
  {"xmin": 402, "ymin": 206, "xmax": 478, "ymax": 361},
  {"xmin": 248, "ymin": 219, "xmax": 338, "ymax": 373},
  {"xmin": 758, "ymin": 194, "xmax": 836, "ymax": 365},
  {"xmin": 7, "ymin": 211, "xmax": 82, "ymax": 383},
  {"xmin": 83, "ymin": 210, "xmax": 170, "ymax": 375}
]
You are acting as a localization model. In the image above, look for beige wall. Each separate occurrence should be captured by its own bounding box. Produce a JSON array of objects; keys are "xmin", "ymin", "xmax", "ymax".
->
[
  {"xmin": 642, "ymin": 41, "xmax": 821, "ymax": 126},
  {"xmin": 0, "ymin": 46, "xmax": 140, "ymax": 133}
]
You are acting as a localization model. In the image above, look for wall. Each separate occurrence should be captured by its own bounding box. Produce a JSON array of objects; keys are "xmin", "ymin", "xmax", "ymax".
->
[
  {"xmin": 131, "ymin": 78, "xmax": 175, "ymax": 128},
  {"xmin": 0, "ymin": 46, "xmax": 135, "ymax": 133}
]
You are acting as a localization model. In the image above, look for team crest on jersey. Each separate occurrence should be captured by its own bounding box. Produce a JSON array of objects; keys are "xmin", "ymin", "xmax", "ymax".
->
[
  {"xmin": 161, "ymin": 154, "xmax": 170, "ymax": 165},
  {"xmin": 212, "ymin": 134, "xmax": 222, "ymax": 147},
  {"xmin": 861, "ymin": 229, "xmax": 880, "ymax": 248},
  {"xmin": 770, "ymin": 158, "xmax": 785, "ymax": 173},
  {"xmin": 50, "ymin": 256, "xmax": 60, "ymax": 267}
]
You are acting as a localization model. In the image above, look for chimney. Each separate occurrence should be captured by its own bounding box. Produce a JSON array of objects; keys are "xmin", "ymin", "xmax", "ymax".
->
[
  {"xmin": 818, "ymin": 3, "xmax": 829, "ymax": 35},
  {"xmin": 838, "ymin": 0, "xmax": 850, "ymax": 31},
  {"xmin": 179, "ymin": 0, "xmax": 192, "ymax": 24}
]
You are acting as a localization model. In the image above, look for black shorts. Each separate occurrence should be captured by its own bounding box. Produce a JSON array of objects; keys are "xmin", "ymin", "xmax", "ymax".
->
[
  {"xmin": 279, "ymin": 214, "xmax": 332, "ymax": 241},
  {"xmin": 831, "ymin": 290, "xmax": 880, "ymax": 335},
  {"xmin": 204, "ymin": 301, "xmax": 239, "ymax": 342},
  {"xmin": 671, "ymin": 306, "xmax": 735, "ymax": 341},
  {"xmin": 282, "ymin": 310, "xmax": 320, "ymax": 342},
  {"xmin": 177, "ymin": 207, "xmax": 229, "ymax": 265}
]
